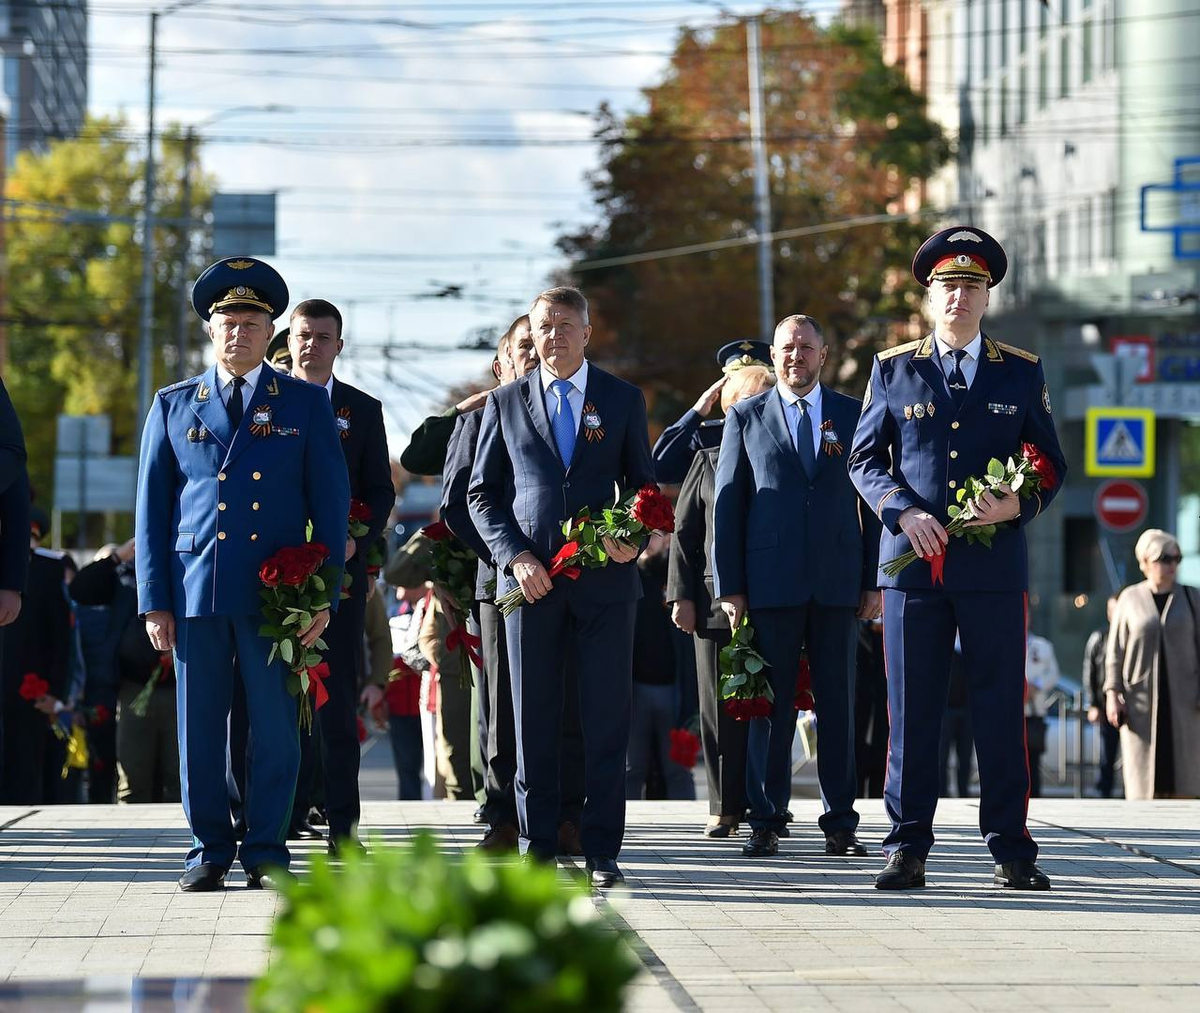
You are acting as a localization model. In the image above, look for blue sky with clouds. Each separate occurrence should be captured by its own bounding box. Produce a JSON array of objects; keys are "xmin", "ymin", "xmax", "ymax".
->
[{"xmin": 88, "ymin": 0, "xmax": 839, "ymax": 445}]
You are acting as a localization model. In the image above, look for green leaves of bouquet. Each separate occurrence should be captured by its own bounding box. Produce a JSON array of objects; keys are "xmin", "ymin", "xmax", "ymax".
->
[{"xmin": 252, "ymin": 833, "xmax": 640, "ymax": 1013}]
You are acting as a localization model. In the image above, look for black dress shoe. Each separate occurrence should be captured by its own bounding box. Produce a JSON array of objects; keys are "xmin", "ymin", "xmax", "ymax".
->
[
  {"xmin": 994, "ymin": 860, "xmax": 1051, "ymax": 891},
  {"xmin": 741, "ymin": 828, "xmax": 779, "ymax": 857},
  {"xmin": 287, "ymin": 820, "xmax": 326, "ymax": 841},
  {"xmin": 179, "ymin": 864, "xmax": 226, "ymax": 892},
  {"xmin": 327, "ymin": 837, "xmax": 365, "ymax": 859},
  {"xmin": 775, "ymin": 824, "xmax": 791, "ymax": 839},
  {"xmin": 874, "ymin": 851, "xmax": 926, "ymax": 890},
  {"xmin": 703, "ymin": 819, "xmax": 739, "ymax": 839},
  {"xmin": 245, "ymin": 867, "xmax": 297, "ymax": 891},
  {"xmin": 825, "ymin": 830, "xmax": 869, "ymax": 856},
  {"xmin": 473, "ymin": 806, "xmax": 487, "ymax": 825},
  {"xmin": 307, "ymin": 806, "xmax": 328, "ymax": 828},
  {"xmin": 585, "ymin": 857, "xmax": 625, "ymax": 889},
  {"xmin": 783, "ymin": 809, "xmax": 794, "ymax": 822}
]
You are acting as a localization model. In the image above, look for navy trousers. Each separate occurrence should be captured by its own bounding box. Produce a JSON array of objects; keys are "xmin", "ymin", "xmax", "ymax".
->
[
  {"xmin": 747, "ymin": 604, "xmax": 859, "ymax": 834},
  {"xmin": 505, "ymin": 586, "xmax": 635, "ymax": 860},
  {"xmin": 176, "ymin": 615, "xmax": 298, "ymax": 872},
  {"xmin": 882, "ymin": 589, "xmax": 1035, "ymax": 863}
]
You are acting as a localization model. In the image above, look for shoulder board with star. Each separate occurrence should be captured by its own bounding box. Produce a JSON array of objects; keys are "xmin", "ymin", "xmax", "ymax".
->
[
  {"xmin": 876, "ymin": 339, "xmax": 923, "ymax": 362},
  {"xmin": 994, "ymin": 340, "xmax": 1040, "ymax": 364},
  {"xmin": 159, "ymin": 374, "xmax": 205, "ymax": 395}
]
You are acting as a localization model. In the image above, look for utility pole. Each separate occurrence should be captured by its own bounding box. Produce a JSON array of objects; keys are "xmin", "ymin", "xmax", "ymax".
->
[
  {"xmin": 175, "ymin": 126, "xmax": 195, "ymax": 377},
  {"xmin": 746, "ymin": 16, "xmax": 774, "ymax": 343},
  {"xmin": 136, "ymin": 10, "xmax": 160, "ymax": 444}
]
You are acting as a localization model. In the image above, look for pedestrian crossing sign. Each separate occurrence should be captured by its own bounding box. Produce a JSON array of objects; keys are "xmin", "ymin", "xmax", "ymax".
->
[{"xmin": 1085, "ymin": 407, "xmax": 1155, "ymax": 477}]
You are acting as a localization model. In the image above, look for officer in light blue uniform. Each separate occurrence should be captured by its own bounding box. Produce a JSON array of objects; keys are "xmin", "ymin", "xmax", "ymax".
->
[
  {"xmin": 849, "ymin": 226, "xmax": 1067, "ymax": 892},
  {"xmin": 652, "ymin": 340, "xmax": 771, "ymax": 484},
  {"xmin": 136, "ymin": 258, "xmax": 349, "ymax": 891}
]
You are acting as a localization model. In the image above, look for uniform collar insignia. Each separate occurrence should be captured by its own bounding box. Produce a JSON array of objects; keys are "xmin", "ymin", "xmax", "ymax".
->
[
  {"xmin": 913, "ymin": 337, "xmax": 934, "ymax": 359},
  {"xmin": 984, "ymin": 337, "xmax": 1004, "ymax": 362},
  {"xmin": 266, "ymin": 377, "xmax": 281, "ymax": 397},
  {"xmin": 195, "ymin": 381, "xmax": 211, "ymax": 402}
]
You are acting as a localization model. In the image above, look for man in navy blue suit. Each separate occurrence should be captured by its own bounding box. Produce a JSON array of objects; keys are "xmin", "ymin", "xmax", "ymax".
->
[
  {"xmin": 137, "ymin": 258, "xmax": 349, "ymax": 891},
  {"xmin": 468, "ymin": 287, "xmax": 655, "ymax": 888},
  {"xmin": 849, "ymin": 226, "xmax": 1066, "ymax": 891},
  {"xmin": 713, "ymin": 314, "xmax": 881, "ymax": 860}
]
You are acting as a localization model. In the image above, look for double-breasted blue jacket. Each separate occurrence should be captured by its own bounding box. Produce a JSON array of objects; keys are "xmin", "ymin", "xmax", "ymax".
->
[
  {"xmin": 135, "ymin": 362, "xmax": 350, "ymax": 618},
  {"xmin": 848, "ymin": 334, "xmax": 1067, "ymax": 592}
]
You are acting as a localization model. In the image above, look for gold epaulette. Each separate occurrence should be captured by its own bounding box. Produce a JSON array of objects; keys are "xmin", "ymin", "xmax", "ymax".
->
[
  {"xmin": 995, "ymin": 340, "xmax": 1039, "ymax": 363},
  {"xmin": 877, "ymin": 339, "xmax": 922, "ymax": 361}
]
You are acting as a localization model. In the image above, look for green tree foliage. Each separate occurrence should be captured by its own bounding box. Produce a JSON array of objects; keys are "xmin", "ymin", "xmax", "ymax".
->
[
  {"xmin": 557, "ymin": 12, "xmax": 950, "ymax": 417},
  {"xmin": 4, "ymin": 115, "xmax": 215, "ymax": 509}
]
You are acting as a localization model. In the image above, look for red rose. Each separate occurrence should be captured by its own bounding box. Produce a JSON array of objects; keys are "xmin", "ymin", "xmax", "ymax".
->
[
  {"xmin": 90, "ymin": 704, "xmax": 112, "ymax": 727},
  {"xmin": 630, "ymin": 485, "xmax": 675, "ymax": 533},
  {"xmin": 259, "ymin": 559, "xmax": 282, "ymax": 588},
  {"xmin": 668, "ymin": 728, "xmax": 701, "ymax": 768},
  {"xmin": 349, "ymin": 500, "xmax": 372, "ymax": 523},
  {"xmin": 18, "ymin": 673, "xmax": 49, "ymax": 702},
  {"xmin": 302, "ymin": 542, "xmax": 330, "ymax": 570},
  {"xmin": 723, "ymin": 696, "xmax": 772, "ymax": 721},
  {"xmin": 794, "ymin": 657, "xmax": 813, "ymax": 711},
  {"xmin": 385, "ymin": 663, "xmax": 421, "ymax": 717},
  {"xmin": 1021, "ymin": 443, "xmax": 1057, "ymax": 492},
  {"xmin": 279, "ymin": 557, "xmax": 310, "ymax": 586},
  {"xmin": 423, "ymin": 521, "xmax": 451, "ymax": 542},
  {"xmin": 356, "ymin": 715, "xmax": 368, "ymax": 744},
  {"xmin": 160, "ymin": 652, "xmax": 174, "ymax": 675}
]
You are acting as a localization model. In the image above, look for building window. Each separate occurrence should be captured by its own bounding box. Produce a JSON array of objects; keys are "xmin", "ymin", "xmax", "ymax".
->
[
  {"xmin": 1000, "ymin": 0, "xmax": 1009, "ymax": 70},
  {"xmin": 1038, "ymin": 45, "xmax": 1049, "ymax": 110},
  {"xmin": 966, "ymin": 0, "xmax": 974, "ymax": 82},
  {"xmin": 1018, "ymin": 63, "xmax": 1028, "ymax": 125},
  {"xmin": 1080, "ymin": 198, "xmax": 1094, "ymax": 270},
  {"xmin": 1060, "ymin": 1, "xmax": 1072, "ymax": 98},
  {"xmin": 1020, "ymin": 0, "xmax": 1029, "ymax": 54},
  {"xmin": 1102, "ymin": 187, "xmax": 1118, "ymax": 262},
  {"xmin": 982, "ymin": 1, "xmax": 991, "ymax": 79},
  {"xmin": 1056, "ymin": 210, "xmax": 1071, "ymax": 276},
  {"xmin": 980, "ymin": 87, "xmax": 990, "ymax": 147},
  {"xmin": 1000, "ymin": 74, "xmax": 1009, "ymax": 138},
  {"xmin": 1082, "ymin": 13, "xmax": 1094, "ymax": 84}
]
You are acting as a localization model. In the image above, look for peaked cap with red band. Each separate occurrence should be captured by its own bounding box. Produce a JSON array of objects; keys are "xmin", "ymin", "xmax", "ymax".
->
[{"xmin": 912, "ymin": 225, "xmax": 1008, "ymax": 289}]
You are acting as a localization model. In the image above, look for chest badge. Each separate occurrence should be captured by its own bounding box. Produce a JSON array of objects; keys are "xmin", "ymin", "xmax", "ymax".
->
[
  {"xmin": 819, "ymin": 418, "xmax": 843, "ymax": 456},
  {"xmin": 582, "ymin": 401, "xmax": 605, "ymax": 443},
  {"xmin": 336, "ymin": 406, "xmax": 352, "ymax": 440},
  {"xmin": 1042, "ymin": 384, "xmax": 1052, "ymax": 415},
  {"xmin": 926, "ymin": 402, "xmax": 936, "ymax": 417},
  {"xmin": 904, "ymin": 404, "xmax": 914, "ymax": 420},
  {"xmin": 913, "ymin": 403, "xmax": 926, "ymax": 419},
  {"xmin": 249, "ymin": 406, "xmax": 274, "ymax": 437}
]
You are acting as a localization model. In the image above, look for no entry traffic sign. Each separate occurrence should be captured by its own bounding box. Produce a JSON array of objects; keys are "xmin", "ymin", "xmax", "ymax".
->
[{"xmin": 1094, "ymin": 479, "xmax": 1148, "ymax": 533}]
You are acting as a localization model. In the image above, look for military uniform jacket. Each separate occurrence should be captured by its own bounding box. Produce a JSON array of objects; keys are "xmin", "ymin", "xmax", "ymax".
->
[
  {"xmin": 135, "ymin": 362, "xmax": 351, "ymax": 618},
  {"xmin": 332, "ymin": 378, "xmax": 394, "ymax": 602},
  {"xmin": 848, "ymin": 334, "xmax": 1067, "ymax": 592},
  {"xmin": 652, "ymin": 409, "xmax": 724, "ymax": 485}
]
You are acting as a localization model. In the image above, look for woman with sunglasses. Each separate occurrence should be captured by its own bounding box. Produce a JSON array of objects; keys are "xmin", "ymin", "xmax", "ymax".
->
[{"xmin": 1104, "ymin": 529, "xmax": 1200, "ymax": 799}]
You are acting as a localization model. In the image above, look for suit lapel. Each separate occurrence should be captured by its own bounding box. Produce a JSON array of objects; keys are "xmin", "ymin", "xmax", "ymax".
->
[
  {"xmin": 761, "ymin": 389, "xmax": 800, "ymax": 464},
  {"xmin": 519, "ymin": 372, "xmax": 561, "ymax": 467},
  {"xmin": 811, "ymin": 388, "xmax": 843, "ymax": 476},
  {"xmin": 224, "ymin": 364, "xmax": 278, "ymax": 469},
  {"xmin": 190, "ymin": 364, "xmax": 233, "ymax": 450},
  {"xmin": 565, "ymin": 368, "xmax": 599, "ymax": 477}
]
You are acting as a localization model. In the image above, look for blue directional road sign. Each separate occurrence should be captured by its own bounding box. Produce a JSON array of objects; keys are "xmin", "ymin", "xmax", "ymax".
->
[{"xmin": 1085, "ymin": 407, "xmax": 1156, "ymax": 478}]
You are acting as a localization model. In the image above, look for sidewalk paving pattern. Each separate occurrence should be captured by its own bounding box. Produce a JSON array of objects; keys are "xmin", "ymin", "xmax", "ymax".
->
[{"xmin": 1, "ymin": 800, "xmax": 1198, "ymax": 1011}]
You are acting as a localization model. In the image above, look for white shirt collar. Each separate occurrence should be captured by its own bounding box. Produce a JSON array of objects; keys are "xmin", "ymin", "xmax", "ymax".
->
[
  {"xmin": 776, "ymin": 380, "xmax": 822, "ymax": 410},
  {"xmin": 934, "ymin": 332, "xmax": 983, "ymax": 362},
  {"xmin": 324, "ymin": 374, "xmax": 335, "ymax": 400},
  {"xmin": 215, "ymin": 361, "xmax": 264, "ymax": 392},
  {"xmin": 541, "ymin": 358, "xmax": 588, "ymax": 396}
]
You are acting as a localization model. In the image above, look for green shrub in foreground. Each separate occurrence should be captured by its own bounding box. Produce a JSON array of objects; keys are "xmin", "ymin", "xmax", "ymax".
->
[{"xmin": 252, "ymin": 833, "xmax": 641, "ymax": 1013}]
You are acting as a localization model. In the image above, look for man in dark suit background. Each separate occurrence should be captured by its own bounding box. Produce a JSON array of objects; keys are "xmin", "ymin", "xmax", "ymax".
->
[
  {"xmin": 286, "ymin": 299, "xmax": 394, "ymax": 850},
  {"xmin": 468, "ymin": 287, "xmax": 655, "ymax": 888},
  {"xmin": 0, "ymin": 377, "xmax": 30, "ymax": 790},
  {"xmin": 713, "ymin": 314, "xmax": 881, "ymax": 860}
]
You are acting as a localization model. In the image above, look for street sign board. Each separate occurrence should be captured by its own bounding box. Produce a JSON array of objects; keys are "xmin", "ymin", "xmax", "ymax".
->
[
  {"xmin": 1110, "ymin": 335, "xmax": 1155, "ymax": 383},
  {"xmin": 1094, "ymin": 479, "xmax": 1148, "ymax": 534},
  {"xmin": 53, "ymin": 457, "xmax": 137, "ymax": 512},
  {"xmin": 1085, "ymin": 406, "xmax": 1155, "ymax": 477}
]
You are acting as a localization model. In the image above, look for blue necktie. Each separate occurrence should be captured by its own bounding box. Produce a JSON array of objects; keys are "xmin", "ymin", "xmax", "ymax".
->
[
  {"xmin": 550, "ymin": 378, "xmax": 576, "ymax": 467},
  {"xmin": 947, "ymin": 349, "xmax": 969, "ymax": 408},
  {"xmin": 788, "ymin": 399, "xmax": 816, "ymax": 475}
]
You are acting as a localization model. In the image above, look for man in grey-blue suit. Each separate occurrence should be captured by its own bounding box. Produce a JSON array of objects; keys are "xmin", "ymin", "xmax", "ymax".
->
[
  {"xmin": 713, "ymin": 314, "xmax": 881, "ymax": 860},
  {"xmin": 468, "ymin": 287, "xmax": 655, "ymax": 889}
]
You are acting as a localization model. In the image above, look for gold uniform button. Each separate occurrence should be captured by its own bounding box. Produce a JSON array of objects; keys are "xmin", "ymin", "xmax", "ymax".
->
[
  {"xmin": 949, "ymin": 480, "xmax": 957, "ymax": 489},
  {"xmin": 218, "ymin": 502, "xmax": 227, "ymax": 511},
  {"xmin": 252, "ymin": 502, "xmax": 260, "ymax": 510},
  {"xmin": 950, "ymin": 450, "xmax": 958, "ymax": 459},
  {"xmin": 251, "ymin": 533, "xmax": 258, "ymax": 541},
  {"xmin": 252, "ymin": 471, "xmax": 262, "ymax": 481},
  {"xmin": 218, "ymin": 472, "xmax": 227, "ymax": 481},
  {"xmin": 217, "ymin": 531, "xmax": 227, "ymax": 541},
  {"xmin": 951, "ymin": 421, "xmax": 960, "ymax": 430}
]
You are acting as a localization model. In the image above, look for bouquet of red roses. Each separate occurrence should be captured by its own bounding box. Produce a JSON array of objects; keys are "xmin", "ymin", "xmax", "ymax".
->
[
  {"xmin": 719, "ymin": 617, "xmax": 774, "ymax": 720},
  {"xmin": 882, "ymin": 442, "xmax": 1058, "ymax": 583},
  {"xmin": 423, "ymin": 521, "xmax": 482, "ymax": 672},
  {"xmin": 129, "ymin": 651, "xmax": 173, "ymax": 718},
  {"xmin": 257, "ymin": 541, "xmax": 341, "ymax": 729},
  {"xmin": 495, "ymin": 484, "xmax": 675, "ymax": 617},
  {"xmin": 668, "ymin": 727, "xmax": 702, "ymax": 768},
  {"xmin": 348, "ymin": 498, "xmax": 372, "ymax": 540},
  {"xmin": 385, "ymin": 657, "xmax": 422, "ymax": 717}
]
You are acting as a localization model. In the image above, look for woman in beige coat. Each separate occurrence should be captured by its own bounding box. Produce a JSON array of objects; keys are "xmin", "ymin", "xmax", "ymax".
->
[{"xmin": 1104, "ymin": 529, "xmax": 1200, "ymax": 798}]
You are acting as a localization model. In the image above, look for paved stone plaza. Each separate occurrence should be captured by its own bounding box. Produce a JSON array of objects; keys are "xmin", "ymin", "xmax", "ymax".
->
[{"xmin": 1, "ymin": 799, "xmax": 1197, "ymax": 1011}]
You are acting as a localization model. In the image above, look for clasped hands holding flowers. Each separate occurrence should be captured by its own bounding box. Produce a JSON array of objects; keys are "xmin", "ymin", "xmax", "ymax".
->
[
  {"xmin": 898, "ymin": 486, "xmax": 1019, "ymax": 561},
  {"xmin": 511, "ymin": 537, "xmax": 638, "ymax": 603}
]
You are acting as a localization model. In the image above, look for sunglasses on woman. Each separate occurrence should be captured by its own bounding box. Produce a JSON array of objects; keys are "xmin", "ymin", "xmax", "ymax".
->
[{"xmin": 1154, "ymin": 554, "xmax": 1183, "ymax": 565}]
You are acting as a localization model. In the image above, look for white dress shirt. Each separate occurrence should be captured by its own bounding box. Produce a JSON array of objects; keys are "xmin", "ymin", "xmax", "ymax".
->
[
  {"xmin": 934, "ymin": 332, "xmax": 983, "ymax": 389},
  {"xmin": 775, "ymin": 380, "xmax": 824, "ymax": 458},
  {"xmin": 324, "ymin": 375, "xmax": 335, "ymax": 400},
  {"xmin": 541, "ymin": 359, "xmax": 588, "ymax": 435},
  {"xmin": 215, "ymin": 362, "xmax": 263, "ymax": 413}
]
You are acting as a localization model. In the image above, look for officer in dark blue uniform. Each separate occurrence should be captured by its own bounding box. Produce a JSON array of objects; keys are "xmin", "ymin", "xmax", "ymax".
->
[
  {"xmin": 136, "ymin": 258, "xmax": 350, "ymax": 891},
  {"xmin": 652, "ymin": 340, "xmax": 771, "ymax": 484},
  {"xmin": 0, "ymin": 377, "xmax": 29, "ymax": 791},
  {"xmin": 849, "ymin": 226, "xmax": 1067, "ymax": 891}
]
